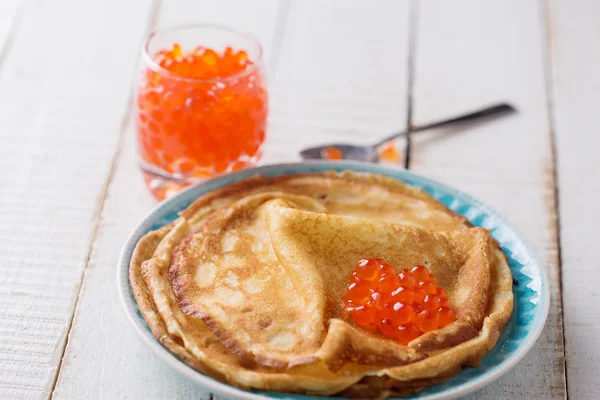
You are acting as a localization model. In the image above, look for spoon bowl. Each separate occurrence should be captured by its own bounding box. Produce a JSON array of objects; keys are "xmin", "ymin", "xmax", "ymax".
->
[
  {"xmin": 299, "ymin": 103, "xmax": 516, "ymax": 162},
  {"xmin": 300, "ymin": 144, "xmax": 378, "ymax": 162}
]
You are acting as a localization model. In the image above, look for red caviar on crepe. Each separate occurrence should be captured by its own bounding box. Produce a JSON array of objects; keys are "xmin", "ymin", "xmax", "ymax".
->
[{"xmin": 130, "ymin": 171, "xmax": 513, "ymax": 398}]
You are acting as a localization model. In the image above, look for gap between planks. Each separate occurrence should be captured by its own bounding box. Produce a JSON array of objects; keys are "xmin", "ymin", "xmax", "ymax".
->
[
  {"xmin": 46, "ymin": 1, "xmax": 164, "ymax": 398},
  {"xmin": 404, "ymin": 0, "xmax": 418, "ymax": 169},
  {"xmin": 540, "ymin": 0, "xmax": 569, "ymax": 395}
]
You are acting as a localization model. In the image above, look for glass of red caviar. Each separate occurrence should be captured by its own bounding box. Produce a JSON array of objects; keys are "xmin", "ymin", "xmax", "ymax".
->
[{"xmin": 136, "ymin": 24, "xmax": 268, "ymax": 199}]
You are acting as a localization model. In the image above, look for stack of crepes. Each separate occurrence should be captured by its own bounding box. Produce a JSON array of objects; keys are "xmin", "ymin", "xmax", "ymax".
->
[{"xmin": 130, "ymin": 171, "xmax": 513, "ymax": 398}]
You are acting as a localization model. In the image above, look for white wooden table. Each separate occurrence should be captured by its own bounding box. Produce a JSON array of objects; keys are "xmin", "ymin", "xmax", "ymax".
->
[{"xmin": 1, "ymin": 0, "xmax": 596, "ymax": 399}]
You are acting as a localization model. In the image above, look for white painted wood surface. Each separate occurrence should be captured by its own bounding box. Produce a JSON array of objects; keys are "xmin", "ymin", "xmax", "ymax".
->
[
  {"xmin": 0, "ymin": 0, "xmax": 21, "ymax": 58},
  {"xmin": 3, "ymin": 0, "xmax": 598, "ymax": 398},
  {"xmin": 409, "ymin": 1, "xmax": 565, "ymax": 398},
  {"xmin": 548, "ymin": 0, "xmax": 600, "ymax": 398},
  {"xmin": 0, "ymin": 0, "xmax": 152, "ymax": 398}
]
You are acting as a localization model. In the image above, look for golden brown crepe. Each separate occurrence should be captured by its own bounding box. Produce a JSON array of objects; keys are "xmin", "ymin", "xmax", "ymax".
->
[{"xmin": 130, "ymin": 171, "xmax": 513, "ymax": 398}]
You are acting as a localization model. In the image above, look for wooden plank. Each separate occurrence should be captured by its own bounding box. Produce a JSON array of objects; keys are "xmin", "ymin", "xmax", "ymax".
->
[
  {"xmin": 409, "ymin": 1, "xmax": 566, "ymax": 398},
  {"xmin": 546, "ymin": 0, "xmax": 600, "ymax": 397},
  {"xmin": 50, "ymin": 1, "xmax": 281, "ymax": 398},
  {"xmin": 264, "ymin": 0, "xmax": 411, "ymax": 163},
  {"xmin": 0, "ymin": 0, "xmax": 153, "ymax": 398}
]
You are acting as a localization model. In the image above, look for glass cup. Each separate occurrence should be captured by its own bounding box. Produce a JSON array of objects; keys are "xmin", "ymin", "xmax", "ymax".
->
[{"xmin": 135, "ymin": 24, "xmax": 268, "ymax": 200}]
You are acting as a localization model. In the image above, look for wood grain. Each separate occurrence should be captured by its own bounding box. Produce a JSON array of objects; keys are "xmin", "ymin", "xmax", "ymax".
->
[
  {"xmin": 0, "ymin": 0, "xmax": 152, "ymax": 399},
  {"xmin": 50, "ymin": 1, "xmax": 281, "ymax": 398},
  {"xmin": 546, "ymin": 0, "xmax": 600, "ymax": 397},
  {"xmin": 408, "ymin": 1, "xmax": 566, "ymax": 398}
]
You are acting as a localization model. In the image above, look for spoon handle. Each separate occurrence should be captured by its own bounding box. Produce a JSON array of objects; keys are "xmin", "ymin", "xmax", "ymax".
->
[{"xmin": 373, "ymin": 103, "xmax": 516, "ymax": 148}]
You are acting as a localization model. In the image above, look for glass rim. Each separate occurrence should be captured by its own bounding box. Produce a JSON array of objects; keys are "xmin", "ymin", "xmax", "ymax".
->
[{"xmin": 142, "ymin": 23, "xmax": 263, "ymax": 84}]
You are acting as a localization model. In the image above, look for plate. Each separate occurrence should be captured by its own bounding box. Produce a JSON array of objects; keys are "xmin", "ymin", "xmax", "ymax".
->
[{"xmin": 117, "ymin": 161, "xmax": 549, "ymax": 400}]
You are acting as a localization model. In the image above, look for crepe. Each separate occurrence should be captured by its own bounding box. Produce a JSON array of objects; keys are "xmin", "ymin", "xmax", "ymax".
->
[{"xmin": 130, "ymin": 171, "xmax": 513, "ymax": 397}]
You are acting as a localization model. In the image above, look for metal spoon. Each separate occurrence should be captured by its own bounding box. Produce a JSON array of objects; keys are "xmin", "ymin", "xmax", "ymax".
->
[{"xmin": 299, "ymin": 103, "xmax": 516, "ymax": 162}]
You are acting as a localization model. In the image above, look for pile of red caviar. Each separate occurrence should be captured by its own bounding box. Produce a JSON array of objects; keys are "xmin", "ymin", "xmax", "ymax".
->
[
  {"xmin": 343, "ymin": 258, "xmax": 455, "ymax": 344},
  {"xmin": 136, "ymin": 43, "xmax": 267, "ymax": 199}
]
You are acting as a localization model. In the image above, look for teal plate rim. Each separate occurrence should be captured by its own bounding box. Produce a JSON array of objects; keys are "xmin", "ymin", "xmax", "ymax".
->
[{"xmin": 117, "ymin": 161, "xmax": 549, "ymax": 400}]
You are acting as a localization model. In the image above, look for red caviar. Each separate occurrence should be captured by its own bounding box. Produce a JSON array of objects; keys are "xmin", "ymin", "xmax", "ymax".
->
[
  {"xmin": 344, "ymin": 258, "xmax": 456, "ymax": 344},
  {"xmin": 136, "ymin": 43, "xmax": 267, "ymax": 199},
  {"xmin": 378, "ymin": 142, "xmax": 402, "ymax": 163},
  {"xmin": 321, "ymin": 147, "xmax": 343, "ymax": 160}
]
